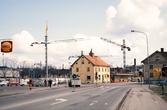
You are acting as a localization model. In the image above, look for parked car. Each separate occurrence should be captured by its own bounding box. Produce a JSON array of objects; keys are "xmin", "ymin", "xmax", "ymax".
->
[
  {"xmin": 19, "ymin": 79, "xmax": 28, "ymax": 86},
  {"xmin": 33, "ymin": 79, "xmax": 45, "ymax": 87},
  {"xmin": 20, "ymin": 81, "xmax": 28, "ymax": 86},
  {"xmin": 157, "ymin": 80, "xmax": 167, "ymax": 86},
  {"xmin": 33, "ymin": 78, "xmax": 56, "ymax": 87},
  {"xmin": 7, "ymin": 81, "xmax": 19, "ymax": 86},
  {"xmin": 0, "ymin": 79, "xmax": 9, "ymax": 86}
]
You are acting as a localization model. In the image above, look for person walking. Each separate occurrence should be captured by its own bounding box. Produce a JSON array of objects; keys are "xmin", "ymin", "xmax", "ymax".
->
[
  {"xmin": 29, "ymin": 79, "xmax": 32, "ymax": 90},
  {"xmin": 44, "ymin": 79, "xmax": 47, "ymax": 87},
  {"xmin": 49, "ymin": 79, "xmax": 52, "ymax": 88}
]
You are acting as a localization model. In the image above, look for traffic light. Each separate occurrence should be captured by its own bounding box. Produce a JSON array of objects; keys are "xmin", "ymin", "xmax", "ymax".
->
[{"xmin": 95, "ymin": 72, "xmax": 98, "ymax": 80}]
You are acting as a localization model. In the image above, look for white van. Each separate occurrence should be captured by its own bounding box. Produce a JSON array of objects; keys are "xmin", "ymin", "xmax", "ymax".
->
[{"xmin": 68, "ymin": 77, "xmax": 81, "ymax": 87}]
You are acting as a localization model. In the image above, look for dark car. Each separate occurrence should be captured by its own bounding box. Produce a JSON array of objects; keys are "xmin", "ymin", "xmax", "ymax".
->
[
  {"xmin": 7, "ymin": 81, "xmax": 19, "ymax": 86},
  {"xmin": 157, "ymin": 80, "xmax": 167, "ymax": 86}
]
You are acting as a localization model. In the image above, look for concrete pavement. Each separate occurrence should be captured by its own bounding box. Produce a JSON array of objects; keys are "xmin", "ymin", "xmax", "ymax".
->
[
  {"xmin": 1, "ymin": 83, "xmax": 167, "ymax": 110},
  {"xmin": 120, "ymin": 85, "xmax": 167, "ymax": 110}
]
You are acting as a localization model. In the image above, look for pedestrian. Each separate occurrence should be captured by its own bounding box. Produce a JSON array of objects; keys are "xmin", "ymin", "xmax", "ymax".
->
[
  {"xmin": 49, "ymin": 79, "xmax": 52, "ymax": 88},
  {"xmin": 29, "ymin": 79, "xmax": 32, "ymax": 90},
  {"xmin": 44, "ymin": 79, "xmax": 46, "ymax": 87}
]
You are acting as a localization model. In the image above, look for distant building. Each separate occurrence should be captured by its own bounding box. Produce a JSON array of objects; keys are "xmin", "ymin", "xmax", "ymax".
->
[
  {"xmin": 71, "ymin": 49, "xmax": 110, "ymax": 84},
  {"xmin": 141, "ymin": 48, "xmax": 167, "ymax": 82},
  {"xmin": 0, "ymin": 66, "xmax": 20, "ymax": 78}
]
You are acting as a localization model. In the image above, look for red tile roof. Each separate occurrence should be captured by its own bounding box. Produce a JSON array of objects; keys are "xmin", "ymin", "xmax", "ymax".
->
[{"xmin": 84, "ymin": 55, "xmax": 109, "ymax": 67}]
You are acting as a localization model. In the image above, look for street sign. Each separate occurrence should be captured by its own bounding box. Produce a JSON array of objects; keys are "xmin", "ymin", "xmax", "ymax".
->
[
  {"xmin": 153, "ymin": 68, "xmax": 161, "ymax": 77},
  {"xmin": 72, "ymin": 74, "xmax": 77, "ymax": 79}
]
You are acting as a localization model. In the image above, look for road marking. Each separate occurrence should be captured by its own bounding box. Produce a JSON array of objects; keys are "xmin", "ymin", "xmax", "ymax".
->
[
  {"xmin": 105, "ymin": 103, "xmax": 108, "ymax": 105},
  {"xmin": 90, "ymin": 103, "xmax": 94, "ymax": 105},
  {"xmin": 51, "ymin": 98, "xmax": 67, "ymax": 105}
]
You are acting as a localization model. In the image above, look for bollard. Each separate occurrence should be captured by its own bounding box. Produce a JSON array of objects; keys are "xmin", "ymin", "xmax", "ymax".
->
[{"xmin": 161, "ymin": 84, "xmax": 164, "ymax": 95}]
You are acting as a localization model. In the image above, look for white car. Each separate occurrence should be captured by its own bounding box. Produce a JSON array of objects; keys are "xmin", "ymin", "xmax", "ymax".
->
[
  {"xmin": 19, "ymin": 79, "xmax": 28, "ymax": 86},
  {"xmin": 0, "ymin": 79, "xmax": 9, "ymax": 86},
  {"xmin": 20, "ymin": 81, "xmax": 28, "ymax": 86}
]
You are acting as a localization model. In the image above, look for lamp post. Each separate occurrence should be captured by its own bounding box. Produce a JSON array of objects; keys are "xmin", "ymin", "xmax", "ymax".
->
[{"xmin": 131, "ymin": 30, "xmax": 150, "ymax": 89}]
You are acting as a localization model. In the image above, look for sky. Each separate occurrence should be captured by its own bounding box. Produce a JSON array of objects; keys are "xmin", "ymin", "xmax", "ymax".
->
[{"xmin": 0, "ymin": 0, "xmax": 167, "ymax": 69}]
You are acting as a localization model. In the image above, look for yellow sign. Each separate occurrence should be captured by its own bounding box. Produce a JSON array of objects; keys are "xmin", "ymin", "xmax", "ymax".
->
[{"xmin": 153, "ymin": 68, "xmax": 161, "ymax": 76}]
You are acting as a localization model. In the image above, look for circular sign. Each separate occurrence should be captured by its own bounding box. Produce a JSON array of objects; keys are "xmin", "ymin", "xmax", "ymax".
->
[
  {"xmin": 72, "ymin": 74, "xmax": 77, "ymax": 79},
  {"xmin": 1, "ymin": 41, "xmax": 13, "ymax": 53}
]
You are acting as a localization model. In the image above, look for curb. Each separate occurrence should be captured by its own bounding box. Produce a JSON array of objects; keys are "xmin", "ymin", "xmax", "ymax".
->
[{"xmin": 116, "ymin": 88, "xmax": 131, "ymax": 110}]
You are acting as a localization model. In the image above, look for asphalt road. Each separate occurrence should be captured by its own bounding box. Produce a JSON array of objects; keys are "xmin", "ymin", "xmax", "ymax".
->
[{"xmin": 0, "ymin": 83, "xmax": 139, "ymax": 110}]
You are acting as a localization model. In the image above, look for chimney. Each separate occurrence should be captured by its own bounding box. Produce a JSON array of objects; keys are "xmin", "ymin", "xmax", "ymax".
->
[
  {"xmin": 89, "ymin": 49, "xmax": 94, "ymax": 57},
  {"xmin": 81, "ymin": 51, "xmax": 83, "ymax": 55},
  {"xmin": 161, "ymin": 48, "xmax": 164, "ymax": 52}
]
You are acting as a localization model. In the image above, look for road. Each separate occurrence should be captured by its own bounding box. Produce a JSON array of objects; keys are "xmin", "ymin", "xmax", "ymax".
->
[{"xmin": 0, "ymin": 83, "xmax": 139, "ymax": 110}]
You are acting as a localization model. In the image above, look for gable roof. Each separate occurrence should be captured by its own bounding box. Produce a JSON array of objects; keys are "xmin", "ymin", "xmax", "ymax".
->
[
  {"xmin": 71, "ymin": 55, "xmax": 110, "ymax": 67},
  {"xmin": 141, "ymin": 50, "xmax": 167, "ymax": 63}
]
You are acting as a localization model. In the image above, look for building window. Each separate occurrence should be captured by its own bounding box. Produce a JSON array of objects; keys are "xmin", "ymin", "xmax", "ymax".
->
[
  {"xmin": 155, "ymin": 56, "xmax": 160, "ymax": 61},
  {"xmin": 150, "ymin": 73, "xmax": 153, "ymax": 77},
  {"xmin": 82, "ymin": 60, "xmax": 84, "ymax": 64},
  {"xmin": 163, "ymin": 64, "xmax": 167, "ymax": 67},
  {"xmin": 95, "ymin": 68, "xmax": 97, "ymax": 72},
  {"xmin": 87, "ymin": 67, "xmax": 90, "ymax": 72},
  {"xmin": 150, "ymin": 65, "xmax": 153, "ymax": 69},
  {"xmin": 88, "ymin": 62, "xmax": 90, "ymax": 64},
  {"xmin": 99, "ymin": 68, "xmax": 100, "ymax": 72},
  {"xmin": 87, "ymin": 76, "xmax": 91, "ymax": 80},
  {"xmin": 99, "ymin": 75, "xmax": 101, "ymax": 80},
  {"xmin": 76, "ymin": 68, "xmax": 79, "ymax": 72},
  {"xmin": 76, "ymin": 62, "xmax": 78, "ymax": 64}
]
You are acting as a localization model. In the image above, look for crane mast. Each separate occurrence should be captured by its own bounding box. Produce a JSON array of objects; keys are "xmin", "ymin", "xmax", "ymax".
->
[{"xmin": 101, "ymin": 37, "xmax": 130, "ymax": 70}]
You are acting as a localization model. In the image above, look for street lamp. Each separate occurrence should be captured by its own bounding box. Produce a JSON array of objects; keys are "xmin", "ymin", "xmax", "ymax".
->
[{"xmin": 131, "ymin": 30, "xmax": 150, "ymax": 89}]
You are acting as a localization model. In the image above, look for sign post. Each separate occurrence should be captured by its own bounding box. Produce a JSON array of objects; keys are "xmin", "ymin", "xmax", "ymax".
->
[{"xmin": 72, "ymin": 74, "xmax": 77, "ymax": 92}]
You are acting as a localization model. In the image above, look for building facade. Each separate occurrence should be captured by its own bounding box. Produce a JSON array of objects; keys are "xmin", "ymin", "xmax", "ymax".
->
[
  {"xmin": 71, "ymin": 49, "xmax": 110, "ymax": 84},
  {"xmin": 141, "ymin": 48, "xmax": 167, "ymax": 81}
]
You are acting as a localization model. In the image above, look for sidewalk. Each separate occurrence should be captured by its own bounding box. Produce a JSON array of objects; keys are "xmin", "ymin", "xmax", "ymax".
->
[{"xmin": 120, "ymin": 86, "xmax": 167, "ymax": 110}]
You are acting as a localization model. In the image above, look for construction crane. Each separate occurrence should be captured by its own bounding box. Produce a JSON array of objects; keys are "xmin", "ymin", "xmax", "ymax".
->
[
  {"xmin": 68, "ymin": 55, "xmax": 119, "ymax": 60},
  {"xmin": 101, "ymin": 37, "xmax": 130, "ymax": 70}
]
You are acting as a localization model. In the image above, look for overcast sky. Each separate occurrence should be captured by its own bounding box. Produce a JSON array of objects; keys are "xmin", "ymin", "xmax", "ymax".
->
[{"xmin": 0, "ymin": 0, "xmax": 167, "ymax": 69}]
